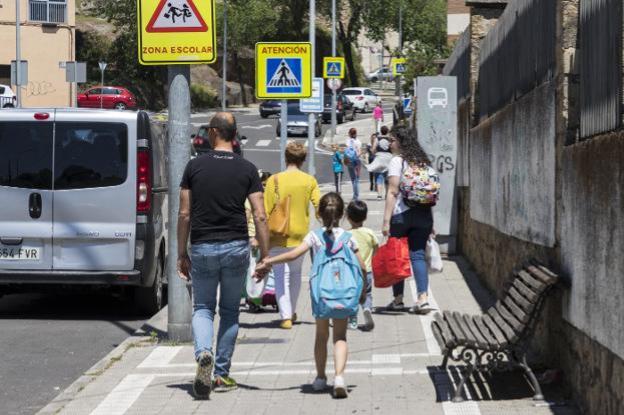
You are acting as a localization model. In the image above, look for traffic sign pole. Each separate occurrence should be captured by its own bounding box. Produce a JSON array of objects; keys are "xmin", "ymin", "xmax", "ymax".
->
[
  {"xmin": 308, "ymin": 0, "xmax": 316, "ymax": 177},
  {"xmin": 280, "ymin": 99, "xmax": 287, "ymax": 171},
  {"xmin": 330, "ymin": 0, "xmax": 337, "ymax": 142}
]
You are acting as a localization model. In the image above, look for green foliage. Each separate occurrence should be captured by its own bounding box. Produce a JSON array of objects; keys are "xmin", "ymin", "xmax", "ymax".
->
[
  {"xmin": 215, "ymin": 0, "xmax": 280, "ymax": 49},
  {"xmin": 75, "ymin": 29, "xmax": 111, "ymax": 85},
  {"xmin": 402, "ymin": 41, "xmax": 451, "ymax": 90},
  {"xmin": 191, "ymin": 84, "xmax": 219, "ymax": 110}
]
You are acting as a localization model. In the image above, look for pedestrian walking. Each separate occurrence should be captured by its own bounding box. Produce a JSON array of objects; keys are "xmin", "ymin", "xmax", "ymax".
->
[
  {"xmin": 264, "ymin": 141, "xmax": 321, "ymax": 329},
  {"xmin": 331, "ymin": 144, "xmax": 344, "ymax": 194},
  {"xmin": 256, "ymin": 192, "xmax": 367, "ymax": 398},
  {"xmin": 373, "ymin": 101, "xmax": 384, "ymax": 134},
  {"xmin": 344, "ymin": 128, "xmax": 362, "ymax": 200},
  {"xmin": 346, "ymin": 200, "xmax": 378, "ymax": 331},
  {"xmin": 382, "ymin": 126, "xmax": 439, "ymax": 313},
  {"xmin": 370, "ymin": 126, "xmax": 393, "ymax": 199},
  {"xmin": 176, "ymin": 112, "xmax": 270, "ymax": 399},
  {"xmin": 366, "ymin": 138, "xmax": 376, "ymax": 192}
]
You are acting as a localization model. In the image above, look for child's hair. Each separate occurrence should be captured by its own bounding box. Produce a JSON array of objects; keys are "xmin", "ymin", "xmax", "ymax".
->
[
  {"xmin": 258, "ymin": 170, "xmax": 271, "ymax": 184},
  {"xmin": 319, "ymin": 192, "xmax": 344, "ymax": 232},
  {"xmin": 347, "ymin": 200, "xmax": 368, "ymax": 224}
]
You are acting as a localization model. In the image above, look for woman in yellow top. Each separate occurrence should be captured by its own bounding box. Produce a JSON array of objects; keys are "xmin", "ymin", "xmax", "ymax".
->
[{"xmin": 264, "ymin": 142, "xmax": 321, "ymax": 329}]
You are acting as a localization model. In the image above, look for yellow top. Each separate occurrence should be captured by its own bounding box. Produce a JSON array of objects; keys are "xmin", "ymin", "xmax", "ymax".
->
[
  {"xmin": 245, "ymin": 200, "xmax": 255, "ymax": 239},
  {"xmin": 264, "ymin": 169, "xmax": 321, "ymax": 248},
  {"xmin": 350, "ymin": 227, "xmax": 379, "ymax": 272}
]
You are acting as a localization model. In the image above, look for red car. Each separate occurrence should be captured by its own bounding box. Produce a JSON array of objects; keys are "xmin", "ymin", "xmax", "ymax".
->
[{"xmin": 78, "ymin": 86, "xmax": 137, "ymax": 110}]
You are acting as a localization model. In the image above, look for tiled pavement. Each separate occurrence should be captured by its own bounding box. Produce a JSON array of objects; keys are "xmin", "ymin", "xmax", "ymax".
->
[{"xmin": 38, "ymin": 189, "xmax": 579, "ymax": 415}]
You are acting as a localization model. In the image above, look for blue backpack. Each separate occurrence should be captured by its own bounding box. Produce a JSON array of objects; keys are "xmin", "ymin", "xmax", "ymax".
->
[
  {"xmin": 310, "ymin": 229, "xmax": 364, "ymax": 320},
  {"xmin": 344, "ymin": 146, "xmax": 359, "ymax": 165}
]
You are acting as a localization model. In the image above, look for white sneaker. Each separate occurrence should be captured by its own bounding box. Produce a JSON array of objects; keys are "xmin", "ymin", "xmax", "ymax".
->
[
  {"xmin": 312, "ymin": 377, "xmax": 327, "ymax": 391},
  {"xmin": 333, "ymin": 375, "xmax": 348, "ymax": 398}
]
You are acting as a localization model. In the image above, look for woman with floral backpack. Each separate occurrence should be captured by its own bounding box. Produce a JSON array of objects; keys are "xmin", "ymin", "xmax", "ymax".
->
[{"xmin": 381, "ymin": 126, "xmax": 440, "ymax": 314}]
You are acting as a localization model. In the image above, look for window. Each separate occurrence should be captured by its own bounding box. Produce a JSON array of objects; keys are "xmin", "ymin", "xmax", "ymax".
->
[
  {"xmin": 103, "ymin": 88, "xmax": 118, "ymax": 95},
  {"xmin": 29, "ymin": 0, "xmax": 67, "ymax": 24},
  {"xmin": 342, "ymin": 90, "xmax": 361, "ymax": 96},
  {"xmin": 0, "ymin": 122, "xmax": 54, "ymax": 190},
  {"xmin": 54, "ymin": 123, "xmax": 128, "ymax": 190},
  {"xmin": 0, "ymin": 87, "xmax": 5, "ymax": 94},
  {"xmin": 88, "ymin": 88, "xmax": 102, "ymax": 95}
]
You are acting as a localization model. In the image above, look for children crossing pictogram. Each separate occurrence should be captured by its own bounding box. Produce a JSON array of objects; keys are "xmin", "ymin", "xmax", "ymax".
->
[
  {"xmin": 266, "ymin": 58, "xmax": 302, "ymax": 94},
  {"xmin": 146, "ymin": 0, "xmax": 208, "ymax": 33}
]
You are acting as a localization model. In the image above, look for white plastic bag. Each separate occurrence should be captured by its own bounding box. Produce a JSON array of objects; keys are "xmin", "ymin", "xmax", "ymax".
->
[
  {"xmin": 426, "ymin": 238, "xmax": 443, "ymax": 273},
  {"xmin": 246, "ymin": 251, "xmax": 267, "ymax": 299}
]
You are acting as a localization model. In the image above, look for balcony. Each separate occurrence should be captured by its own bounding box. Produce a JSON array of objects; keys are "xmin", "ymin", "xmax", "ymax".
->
[{"xmin": 29, "ymin": 0, "xmax": 67, "ymax": 24}]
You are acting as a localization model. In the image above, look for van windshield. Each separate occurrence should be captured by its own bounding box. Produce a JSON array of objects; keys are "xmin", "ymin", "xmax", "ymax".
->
[{"xmin": 54, "ymin": 122, "xmax": 128, "ymax": 190}]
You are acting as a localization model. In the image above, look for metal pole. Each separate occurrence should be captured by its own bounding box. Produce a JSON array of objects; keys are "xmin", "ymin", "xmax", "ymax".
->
[
  {"xmin": 380, "ymin": 41, "xmax": 384, "ymax": 91},
  {"xmin": 330, "ymin": 0, "xmax": 337, "ymax": 142},
  {"xmin": 167, "ymin": 65, "xmax": 193, "ymax": 342},
  {"xmin": 15, "ymin": 0, "xmax": 21, "ymax": 108},
  {"xmin": 308, "ymin": 0, "xmax": 316, "ymax": 177},
  {"xmin": 396, "ymin": 1, "xmax": 402, "ymax": 97},
  {"xmin": 280, "ymin": 99, "xmax": 287, "ymax": 171},
  {"xmin": 222, "ymin": 0, "xmax": 227, "ymax": 110},
  {"xmin": 100, "ymin": 69, "xmax": 104, "ymax": 109}
]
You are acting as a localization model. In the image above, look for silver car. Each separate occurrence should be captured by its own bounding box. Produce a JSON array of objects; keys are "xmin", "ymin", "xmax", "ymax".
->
[
  {"xmin": 0, "ymin": 109, "xmax": 168, "ymax": 314},
  {"xmin": 276, "ymin": 102, "xmax": 322, "ymax": 137}
]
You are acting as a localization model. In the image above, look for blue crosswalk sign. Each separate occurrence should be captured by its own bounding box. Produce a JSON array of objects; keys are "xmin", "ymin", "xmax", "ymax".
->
[
  {"xmin": 396, "ymin": 64, "xmax": 406, "ymax": 74},
  {"xmin": 327, "ymin": 62, "xmax": 341, "ymax": 76},
  {"xmin": 403, "ymin": 97, "xmax": 413, "ymax": 114},
  {"xmin": 266, "ymin": 58, "xmax": 302, "ymax": 94}
]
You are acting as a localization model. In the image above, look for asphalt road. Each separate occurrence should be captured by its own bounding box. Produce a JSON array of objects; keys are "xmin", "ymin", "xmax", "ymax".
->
[{"xmin": 0, "ymin": 291, "xmax": 147, "ymax": 415}]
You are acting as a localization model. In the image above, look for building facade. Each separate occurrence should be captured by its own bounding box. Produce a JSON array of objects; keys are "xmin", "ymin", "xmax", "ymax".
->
[
  {"xmin": 0, "ymin": 0, "xmax": 75, "ymax": 107},
  {"xmin": 447, "ymin": 0, "xmax": 470, "ymax": 43}
]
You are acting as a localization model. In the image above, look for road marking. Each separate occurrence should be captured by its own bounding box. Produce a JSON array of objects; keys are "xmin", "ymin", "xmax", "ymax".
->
[
  {"xmin": 146, "ymin": 368, "xmax": 430, "ymax": 377},
  {"xmin": 255, "ymin": 139, "xmax": 272, "ymax": 147},
  {"xmin": 138, "ymin": 346, "xmax": 182, "ymax": 369},
  {"xmin": 90, "ymin": 374, "xmax": 154, "ymax": 415},
  {"xmin": 409, "ymin": 279, "xmax": 442, "ymax": 355},
  {"xmin": 372, "ymin": 354, "xmax": 401, "ymax": 364},
  {"xmin": 242, "ymin": 124, "xmax": 272, "ymax": 130}
]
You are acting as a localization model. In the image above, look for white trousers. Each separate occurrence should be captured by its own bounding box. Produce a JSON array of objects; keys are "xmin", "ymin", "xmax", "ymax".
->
[{"xmin": 270, "ymin": 247, "xmax": 305, "ymax": 320}]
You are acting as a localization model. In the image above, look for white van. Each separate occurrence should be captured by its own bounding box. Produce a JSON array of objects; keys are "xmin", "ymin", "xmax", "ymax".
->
[
  {"xmin": 0, "ymin": 84, "xmax": 17, "ymax": 108},
  {"xmin": 0, "ymin": 109, "xmax": 168, "ymax": 314}
]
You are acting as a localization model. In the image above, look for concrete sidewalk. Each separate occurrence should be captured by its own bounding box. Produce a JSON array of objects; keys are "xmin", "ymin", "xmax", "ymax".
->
[{"xmin": 38, "ymin": 186, "xmax": 579, "ymax": 415}]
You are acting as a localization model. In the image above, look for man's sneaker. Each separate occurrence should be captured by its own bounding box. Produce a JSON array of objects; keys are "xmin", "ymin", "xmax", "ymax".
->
[
  {"xmin": 312, "ymin": 376, "xmax": 327, "ymax": 391},
  {"xmin": 212, "ymin": 376, "xmax": 238, "ymax": 393},
  {"xmin": 348, "ymin": 315, "xmax": 358, "ymax": 330},
  {"xmin": 280, "ymin": 319, "xmax": 293, "ymax": 329},
  {"xmin": 193, "ymin": 351, "xmax": 214, "ymax": 400},
  {"xmin": 333, "ymin": 375, "xmax": 348, "ymax": 398},
  {"xmin": 362, "ymin": 309, "xmax": 375, "ymax": 331},
  {"xmin": 386, "ymin": 300, "xmax": 405, "ymax": 311}
]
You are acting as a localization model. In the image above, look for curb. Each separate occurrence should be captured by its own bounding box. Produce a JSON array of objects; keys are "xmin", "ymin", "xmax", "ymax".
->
[{"xmin": 36, "ymin": 306, "xmax": 169, "ymax": 415}]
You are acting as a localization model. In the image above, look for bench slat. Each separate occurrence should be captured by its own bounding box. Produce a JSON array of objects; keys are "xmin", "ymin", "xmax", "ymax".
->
[
  {"xmin": 526, "ymin": 264, "xmax": 558, "ymax": 286},
  {"xmin": 462, "ymin": 313, "xmax": 491, "ymax": 349},
  {"xmin": 488, "ymin": 307, "xmax": 520, "ymax": 343},
  {"xmin": 516, "ymin": 269, "xmax": 548, "ymax": 293},
  {"xmin": 473, "ymin": 314, "xmax": 501, "ymax": 349},
  {"xmin": 433, "ymin": 312, "xmax": 456, "ymax": 348},
  {"xmin": 511, "ymin": 278, "xmax": 540, "ymax": 303},
  {"xmin": 503, "ymin": 294, "xmax": 532, "ymax": 324},
  {"xmin": 431, "ymin": 322, "xmax": 449, "ymax": 355},
  {"xmin": 508, "ymin": 286, "xmax": 534, "ymax": 313},
  {"xmin": 443, "ymin": 310, "xmax": 468, "ymax": 345},
  {"xmin": 481, "ymin": 314, "xmax": 509, "ymax": 347},
  {"xmin": 494, "ymin": 302, "xmax": 524, "ymax": 333},
  {"xmin": 451, "ymin": 311, "xmax": 479, "ymax": 348}
]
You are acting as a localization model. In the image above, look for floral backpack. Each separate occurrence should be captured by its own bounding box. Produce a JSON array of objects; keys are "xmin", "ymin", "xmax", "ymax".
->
[{"xmin": 398, "ymin": 160, "xmax": 441, "ymax": 206}]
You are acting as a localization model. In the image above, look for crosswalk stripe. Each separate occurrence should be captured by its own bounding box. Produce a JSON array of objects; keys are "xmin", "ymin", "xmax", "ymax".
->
[{"xmin": 256, "ymin": 139, "xmax": 272, "ymax": 147}]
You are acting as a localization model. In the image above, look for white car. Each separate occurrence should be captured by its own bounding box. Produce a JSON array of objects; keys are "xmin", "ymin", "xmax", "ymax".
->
[
  {"xmin": 0, "ymin": 84, "xmax": 16, "ymax": 108},
  {"xmin": 341, "ymin": 87, "xmax": 381, "ymax": 113}
]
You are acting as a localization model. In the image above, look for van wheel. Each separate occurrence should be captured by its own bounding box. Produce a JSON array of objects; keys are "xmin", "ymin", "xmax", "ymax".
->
[{"xmin": 135, "ymin": 256, "xmax": 164, "ymax": 316}]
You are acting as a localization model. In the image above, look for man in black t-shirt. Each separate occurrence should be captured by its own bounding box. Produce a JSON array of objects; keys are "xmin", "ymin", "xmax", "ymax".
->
[{"xmin": 177, "ymin": 112, "xmax": 269, "ymax": 399}]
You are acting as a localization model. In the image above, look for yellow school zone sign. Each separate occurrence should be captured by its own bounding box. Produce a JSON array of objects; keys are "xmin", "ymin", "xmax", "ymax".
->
[
  {"xmin": 137, "ymin": 0, "xmax": 217, "ymax": 65},
  {"xmin": 255, "ymin": 42, "xmax": 313, "ymax": 99}
]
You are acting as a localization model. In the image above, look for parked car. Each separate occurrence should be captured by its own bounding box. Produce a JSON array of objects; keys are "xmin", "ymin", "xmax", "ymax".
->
[
  {"xmin": 322, "ymin": 93, "xmax": 356, "ymax": 124},
  {"xmin": 0, "ymin": 109, "xmax": 167, "ymax": 314},
  {"xmin": 276, "ymin": 102, "xmax": 322, "ymax": 137},
  {"xmin": 341, "ymin": 87, "xmax": 381, "ymax": 113},
  {"xmin": 78, "ymin": 86, "xmax": 137, "ymax": 110},
  {"xmin": 366, "ymin": 67, "xmax": 393, "ymax": 83},
  {"xmin": 0, "ymin": 84, "xmax": 16, "ymax": 108},
  {"xmin": 191, "ymin": 125, "xmax": 245, "ymax": 156},
  {"xmin": 259, "ymin": 100, "xmax": 281, "ymax": 118}
]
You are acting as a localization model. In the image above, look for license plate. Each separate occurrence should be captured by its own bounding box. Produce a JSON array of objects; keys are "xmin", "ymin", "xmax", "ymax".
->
[{"xmin": 0, "ymin": 246, "xmax": 41, "ymax": 260}]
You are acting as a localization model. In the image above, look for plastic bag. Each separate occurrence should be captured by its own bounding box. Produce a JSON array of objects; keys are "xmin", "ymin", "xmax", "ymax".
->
[
  {"xmin": 246, "ymin": 250, "xmax": 267, "ymax": 299},
  {"xmin": 372, "ymin": 237, "xmax": 412, "ymax": 288},
  {"xmin": 426, "ymin": 238, "xmax": 443, "ymax": 273}
]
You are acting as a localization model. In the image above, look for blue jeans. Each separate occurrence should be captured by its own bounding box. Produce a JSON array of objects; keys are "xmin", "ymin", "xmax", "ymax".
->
[
  {"xmin": 190, "ymin": 240, "xmax": 250, "ymax": 377},
  {"xmin": 389, "ymin": 207, "xmax": 433, "ymax": 296},
  {"xmin": 362, "ymin": 271, "xmax": 373, "ymax": 311},
  {"xmin": 347, "ymin": 163, "xmax": 360, "ymax": 200}
]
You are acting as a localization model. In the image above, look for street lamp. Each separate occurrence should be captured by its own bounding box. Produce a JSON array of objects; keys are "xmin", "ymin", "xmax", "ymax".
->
[{"xmin": 98, "ymin": 61, "xmax": 107, "ymax": 109}]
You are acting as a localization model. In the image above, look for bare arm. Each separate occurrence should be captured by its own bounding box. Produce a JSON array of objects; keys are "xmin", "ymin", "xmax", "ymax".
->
[
  {"xmin": 248, "ymin": 191, "xmax": 270, "ymax": 260},
  {"xmin": 265, "ymin": 242, "xmax": 310, "ymax": 265},
  {"xmin": 383, "ymin": 176, "xmax": 400, "ymax": 237},
  {"xmin": 177, "ymin": 189, "xmax": 192, "ymax": 280}
]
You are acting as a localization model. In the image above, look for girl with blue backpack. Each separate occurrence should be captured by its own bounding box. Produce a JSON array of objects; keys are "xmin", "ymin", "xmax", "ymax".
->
[{"xmin": 255, "ymin": 192, "xmax": 367, "ymax": 399}]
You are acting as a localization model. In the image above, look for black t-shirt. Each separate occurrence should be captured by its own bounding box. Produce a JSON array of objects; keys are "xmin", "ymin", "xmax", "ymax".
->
[{"xmin": 180, "ymin": 150, "xmax": 263, "ymax": 244}]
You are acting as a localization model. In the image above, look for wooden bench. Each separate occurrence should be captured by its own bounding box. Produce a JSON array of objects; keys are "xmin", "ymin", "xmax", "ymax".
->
[{"xmin": 430, "ymin": 260, "xmax": 559, "ymax": 402}]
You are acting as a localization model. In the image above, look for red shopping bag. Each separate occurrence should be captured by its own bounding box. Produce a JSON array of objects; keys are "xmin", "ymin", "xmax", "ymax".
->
[{"xmin": 372, "ymin": 237, "xmax": 412, "ymax": 288}]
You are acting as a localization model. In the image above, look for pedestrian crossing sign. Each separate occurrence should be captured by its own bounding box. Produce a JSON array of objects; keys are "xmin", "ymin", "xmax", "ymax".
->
[
  {"xmin": 137, "ymin": 0, "xmax": 216, "ymax": 65},
  {"xmin": 323, "ymin": 57, "xmax": 345, "ymax": 79},
  {"xmin": 256, "ymin": 42, "xmax": 312, "ymax": 99},
  {"xmin": 392, "ymin": 58, "xmax": 407, "ymax": 76}
]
